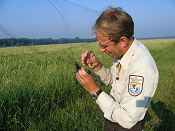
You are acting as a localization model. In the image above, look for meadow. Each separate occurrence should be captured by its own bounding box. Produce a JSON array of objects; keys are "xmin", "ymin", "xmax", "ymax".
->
[{"xmin": 0, "ymin": 39, "xmax": 175, "ymax": 131}]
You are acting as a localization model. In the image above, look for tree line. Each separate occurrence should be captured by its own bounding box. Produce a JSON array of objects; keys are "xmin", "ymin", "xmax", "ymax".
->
[{"xmin": 0, "ymin": 37, "xmax": 96, "ymax": 47}]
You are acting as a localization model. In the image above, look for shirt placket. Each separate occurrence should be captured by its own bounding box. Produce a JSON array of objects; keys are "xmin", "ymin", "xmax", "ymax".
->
[
  {"xmin": 116, "ymin": 62, "xmax": 122, "ymax": 102},
  {"xmin": 110, "ymin": 62, "xmax": 122, "ymax": 102},
  {"xmin": 116, "ymin": 62, "xmax": 121, "ymax": 80}
]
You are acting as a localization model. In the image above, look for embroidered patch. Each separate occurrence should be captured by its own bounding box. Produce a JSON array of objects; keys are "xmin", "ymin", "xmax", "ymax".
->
[{"xmin": 128, "ymin": 75, "xmax": 144, "ymax": 96}]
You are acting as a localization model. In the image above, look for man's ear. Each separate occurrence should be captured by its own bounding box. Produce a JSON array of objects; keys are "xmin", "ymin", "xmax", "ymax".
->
[{"xmin": 119, "ymin": 36, "xmax": 129, "ymax": 49}]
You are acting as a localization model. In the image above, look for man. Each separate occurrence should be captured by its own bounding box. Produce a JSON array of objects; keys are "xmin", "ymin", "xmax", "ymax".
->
[{"xmin": 76, "ymin": 7, "xmax": 159, "ymax": 131}]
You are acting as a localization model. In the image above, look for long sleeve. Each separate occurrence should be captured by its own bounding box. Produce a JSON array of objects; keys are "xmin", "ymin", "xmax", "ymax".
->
[{"xmin": 96, "ymin": 92, "xmax": 134, "ymax": 128}]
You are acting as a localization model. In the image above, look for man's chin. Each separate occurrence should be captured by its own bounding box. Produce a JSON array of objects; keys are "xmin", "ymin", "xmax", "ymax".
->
[
  {"xmin": 113, "ymin": 55, "xmax": 123, "ymax": 60},
  {"xmin": 110, "ymin": 54, "xmax": 120, "ymax": 59}
]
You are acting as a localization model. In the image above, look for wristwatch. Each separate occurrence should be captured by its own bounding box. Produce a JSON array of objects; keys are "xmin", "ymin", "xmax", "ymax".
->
[{"xmin": 91, "ymin": 89, "xmax": 102, "ymax": 99}]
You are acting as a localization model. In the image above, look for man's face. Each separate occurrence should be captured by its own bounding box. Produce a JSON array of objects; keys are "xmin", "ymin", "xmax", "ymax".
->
[{"xmin": 96, "ymin": 31, "xmax": 122, "ymax": 59}]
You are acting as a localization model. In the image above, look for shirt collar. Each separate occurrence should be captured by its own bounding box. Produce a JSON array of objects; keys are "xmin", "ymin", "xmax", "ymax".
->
[{"xmin": 113, "ymin": 39, "xmax": 137, "ymax": 68}]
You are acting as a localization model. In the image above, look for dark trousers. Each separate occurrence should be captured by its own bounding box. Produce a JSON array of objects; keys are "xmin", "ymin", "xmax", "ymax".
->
[{"xmin": 104, "ymin": 119, "xmax": 144, "ymax": 131}]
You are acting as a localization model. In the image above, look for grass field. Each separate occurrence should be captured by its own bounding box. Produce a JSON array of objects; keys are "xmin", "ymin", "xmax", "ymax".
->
[{"xmin": 0, "ymin": 39, "xmax": 175, "ymax": 131}]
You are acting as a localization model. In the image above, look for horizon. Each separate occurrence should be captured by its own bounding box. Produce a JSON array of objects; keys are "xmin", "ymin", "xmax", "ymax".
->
[{"xmin": 1, "ymin": 36, "xmax": 175, "ymax": 39}]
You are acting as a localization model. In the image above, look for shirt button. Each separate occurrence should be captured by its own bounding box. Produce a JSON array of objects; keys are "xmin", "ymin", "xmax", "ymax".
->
[{"xmin": 116, "ymin": 77, "xmax": 119, "ymax": 80}]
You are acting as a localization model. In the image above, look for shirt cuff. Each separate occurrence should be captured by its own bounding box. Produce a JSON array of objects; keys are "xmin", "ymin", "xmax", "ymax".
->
[
  {"xmin": 94, "ymin": 66, "xmax": 106, "ymax": 76},
  {"xmin": 96, "ymin": 91, "xmax": 120, "ymax": 120},
  {"xmin": 95, "ymin": 66, "xmax": 112, "ymax": 85}
]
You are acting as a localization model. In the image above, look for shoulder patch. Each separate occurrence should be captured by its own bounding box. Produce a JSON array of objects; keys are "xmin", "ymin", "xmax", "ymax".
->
[{"xmin": 128, "ymin": 75, "xmax": 144, "ymax": 96}]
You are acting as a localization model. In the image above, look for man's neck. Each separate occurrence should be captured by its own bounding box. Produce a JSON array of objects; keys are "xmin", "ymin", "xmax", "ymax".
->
[{"xmin": 121, "ymin": 38, "xmax": 134, "ymax": 58}]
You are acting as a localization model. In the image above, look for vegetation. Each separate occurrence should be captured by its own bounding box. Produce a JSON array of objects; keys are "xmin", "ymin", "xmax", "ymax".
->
[
  {"xmin": 0, "ymin": 39, "xmax": 175, "ymax": 131},
  {"xmin": 0, "ymin": 38, "xmax": 95, "ymax": 47}
]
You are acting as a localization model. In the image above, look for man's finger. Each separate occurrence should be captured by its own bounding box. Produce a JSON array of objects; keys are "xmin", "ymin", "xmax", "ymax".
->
[
  {"xmin": 81, "ymin": 50, "xmax": 89, "ymax": 65},
  {"xmin": 78, "ymin": 68, "xmax": 87, "ymax": 76},
  {"xmin": 76, "ymin": 72, "xmax": 84, "ymax": 83}
]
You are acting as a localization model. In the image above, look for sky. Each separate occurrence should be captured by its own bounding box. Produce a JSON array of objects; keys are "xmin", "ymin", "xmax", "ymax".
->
[{"xmin": 0, "ymin": 0, "xmax": 175, "ymax": 39}]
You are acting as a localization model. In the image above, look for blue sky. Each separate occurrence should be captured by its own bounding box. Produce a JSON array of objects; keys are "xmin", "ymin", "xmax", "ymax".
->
[{"xmin": 0, "ymin": 0, "xmax": 175, "ymax": 39}]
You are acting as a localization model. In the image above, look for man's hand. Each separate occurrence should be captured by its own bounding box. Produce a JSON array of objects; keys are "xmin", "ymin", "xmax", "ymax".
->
[
  {"xmin": 81, "ymin": 50, "xmax": 102, "ymax": 71},
  {"xmin": 76, "ymin": 68, "xmax": 100, "ymax": 94}
]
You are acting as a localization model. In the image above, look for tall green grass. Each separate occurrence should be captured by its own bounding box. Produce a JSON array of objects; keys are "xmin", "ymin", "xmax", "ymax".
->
[{"xmin": 0, "ymin": 40, "xmax": 175, "ymax": 131}]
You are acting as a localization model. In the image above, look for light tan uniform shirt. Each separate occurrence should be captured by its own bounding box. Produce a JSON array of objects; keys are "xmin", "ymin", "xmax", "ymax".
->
[{"xmin": 95, "ymin": 39, "xmax": 159, "ymax": 129}]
